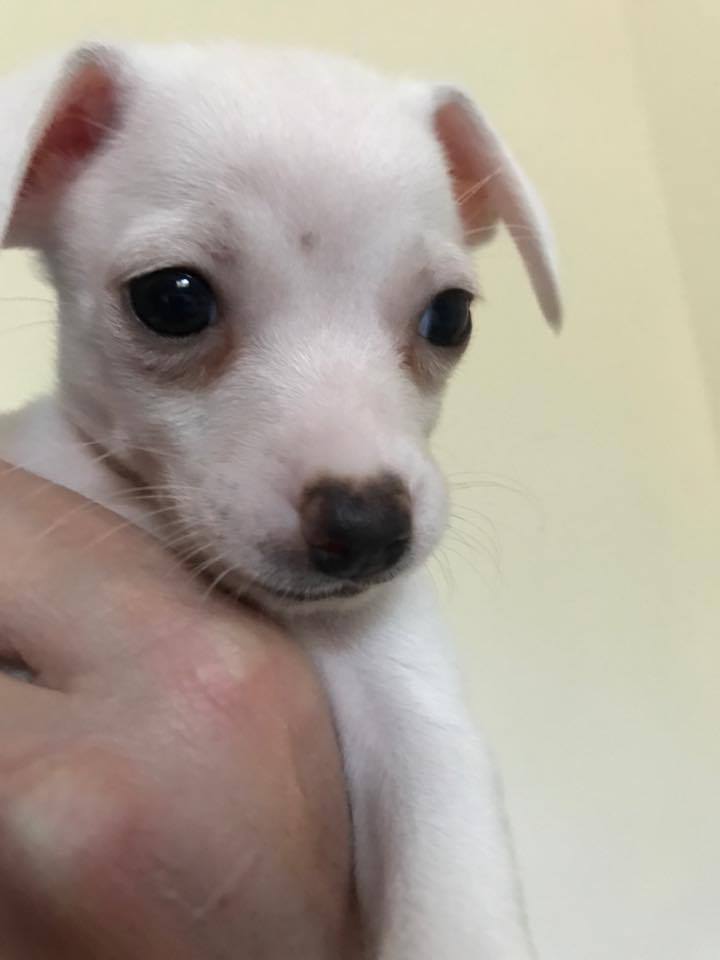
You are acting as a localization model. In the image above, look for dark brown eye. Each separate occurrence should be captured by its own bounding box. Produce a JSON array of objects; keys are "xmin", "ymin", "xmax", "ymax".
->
[
  {"xmin": 418, "ymin": 289, "xmax": 473, "ymax": 347},
  {"xmin": 128, "ymin": 268, "xmax": 216, "ymax": 337}
]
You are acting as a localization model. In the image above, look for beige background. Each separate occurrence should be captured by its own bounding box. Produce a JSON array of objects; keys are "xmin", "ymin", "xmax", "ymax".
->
[{"xmin": 1, "ymin": 3, "xmax": 719, "ymax": 959}]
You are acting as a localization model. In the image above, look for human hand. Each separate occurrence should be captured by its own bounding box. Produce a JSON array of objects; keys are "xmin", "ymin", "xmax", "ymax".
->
[{"xmin": 0, "ymin": 462, "xmax": 358, "ymax": 959}]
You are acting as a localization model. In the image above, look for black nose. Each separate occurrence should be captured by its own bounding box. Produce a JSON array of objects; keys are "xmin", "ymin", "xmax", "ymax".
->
[{"xmin": 301, "ymin": 475, "xmax": 412, "ymax": 581}]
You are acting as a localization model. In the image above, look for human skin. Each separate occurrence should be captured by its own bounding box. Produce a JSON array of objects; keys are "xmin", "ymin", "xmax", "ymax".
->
[{"xmin": 0, "ymin": 462, "xmax": 358, "ymax": 959}]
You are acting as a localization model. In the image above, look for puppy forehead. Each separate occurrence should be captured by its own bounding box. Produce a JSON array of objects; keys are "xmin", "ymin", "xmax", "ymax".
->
[
  {"xmin": 115, "ymin": 46, "xmax": 453, "ymax": 230},
  {"xmin": 130, "ymin": 45, "xmax": 415, "ymax": 147}
]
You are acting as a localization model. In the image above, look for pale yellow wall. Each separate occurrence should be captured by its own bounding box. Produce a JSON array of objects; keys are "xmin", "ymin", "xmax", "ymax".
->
[
  {"xmin": 626, "ymin": 0, "xmax": 720, "ymax": 435},
  {"xmin": 1, "ymin": 3, "xmax": 719, "ymax": 959}
]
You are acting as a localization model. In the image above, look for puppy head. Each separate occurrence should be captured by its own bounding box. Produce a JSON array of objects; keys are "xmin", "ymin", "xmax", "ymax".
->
[{"xmin": 1, "ymin": 43, "xmax": 560, "ymax": 610}]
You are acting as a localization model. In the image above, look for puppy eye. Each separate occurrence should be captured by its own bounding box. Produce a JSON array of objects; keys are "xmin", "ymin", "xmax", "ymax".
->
[
  {"xmin": 418, "ymin": 289, "xmax": 473, "ymax": 347},
  {"xmin": 128, "ymin": 268, "xmax": 217, "ymax": 337}
]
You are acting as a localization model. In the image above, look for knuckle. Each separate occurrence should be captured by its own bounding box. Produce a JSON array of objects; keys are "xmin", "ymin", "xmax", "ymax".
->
[
  {"xmin": 153, "ymin": 606, "xmax": 305, "ymax": 728},
  {"xmin": 0, "ymin": 746, "xmax": 147, "ymax": 898}
]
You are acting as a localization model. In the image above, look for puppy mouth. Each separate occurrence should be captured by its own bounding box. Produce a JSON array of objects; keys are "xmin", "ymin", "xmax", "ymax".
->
[
  {"xmin": 150, "ymin": 507, "xmax": 408, "ymax": 607},
  {"xmin": 181, "ymin": 550, "xmax": 384, "ymax": 605},
  {"xmin": 252, "ymin": 580, "xmax": 367, "ymax": 603},
  {"xmin": 247, "ymin": 559, "xmax": 408, "ymax": 606},
  {"xmin": 211, "ymin": 565, "xmax": 401, "ymax": 607}
]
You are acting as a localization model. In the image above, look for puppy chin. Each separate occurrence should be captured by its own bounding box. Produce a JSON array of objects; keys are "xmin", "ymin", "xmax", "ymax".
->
[
  {"xmin": 227, "ymin": 569, "xmax": 394, "ymax": 617},
  {"xmin": 250, "ymin": 582, "xmax": 384, "ymax": 617},
  {"xmin": 164, "ymin": 523, "xmax": 435, "ymax": 616},
  {"xmin": 190, "ymin": 553, "xmax": 409, "ymax": 617}
]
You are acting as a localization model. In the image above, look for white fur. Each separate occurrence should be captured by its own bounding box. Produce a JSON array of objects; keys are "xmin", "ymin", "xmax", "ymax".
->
[{"xmin": 0, "ymin": 42, "xmax": 560, "ymax": 958}]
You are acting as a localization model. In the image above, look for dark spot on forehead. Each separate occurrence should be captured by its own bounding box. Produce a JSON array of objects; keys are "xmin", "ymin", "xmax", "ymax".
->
[
  {"xmin": 300, "ymin": 231, "xmax": 317, "ymax": 251},
  {"xmin": 212, "ymin": 242, "xmax": 238, "ymax": 267}
]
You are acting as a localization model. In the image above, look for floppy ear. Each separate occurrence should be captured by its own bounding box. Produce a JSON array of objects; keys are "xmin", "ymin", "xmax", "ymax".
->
[
  {"xmin": 432, "ymin": 86, "xmax": 562, "ymax": 328},
  {"xmin": 0, "ymin": 44, "xmax": 122, "ymax": 249}
]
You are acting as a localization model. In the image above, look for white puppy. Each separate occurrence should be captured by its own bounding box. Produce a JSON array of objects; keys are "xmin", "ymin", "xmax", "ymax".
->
[{"xmin": 0, "ymin": 43, "xmax": 560, "ymax": 959}]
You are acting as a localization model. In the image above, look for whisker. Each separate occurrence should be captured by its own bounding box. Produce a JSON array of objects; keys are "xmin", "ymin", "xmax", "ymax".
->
[
  {"xmin": 70, "ymin": 504, "xmax": 187, "ymax": 557},
  {"xmin": 447, "ymin": 518, "xmax": 499, "ymax": 560},
  {"xmin": 439, "ymin": 540, "xmax": 485, "ymax": 579},
  {"xmin": 0, "ymin": 319, "xmax": 56, "ymax": 340},
  {"xmin": 0, "ymin": 297, "xmax": 55, "ymax": 305},
  {"xmin": 201, "ymin": 562, "xmax": 244, "ymax": 602},
  {"xmin": 185, "ymin": 551, "xmax": 236, "ymax": 595},
  {"xmin": 446, "ymin": 527, "xmax": 501, "ymax": 577},
  {"xmin": 119, "ymin": 488, "xmax": 195, "ymax": 505},
  {"xmin": 449, "ymin": 475, "xmax": 541, "ymax": 510},
  {"xmin": 0, "ymin": 394, "xmax": 250, "ymax": 504},
  {"xmin": 465, "ymin": 222, "xmax": 542, "ymax": 242},
  {"xmin": 448, "ymin": 469, "xmax": 531, "ymax": 490},
  {"xmin": 430, "ymin": 546, "xmax": 455, "ymax": 596},
  {"xmin": 457, "ymin": 166, "xmax": 502, "ymax": 207},
  {"xmin": 449, "ymin": 504, "xmax": 499, "ymax": 539},
  {"xmin": 172, "ymin": 540, "xmax": 221, "ymax": 577},
  {"xmin": 0, "ymin": 444, "xmax": 131, "ymax": 527},
  {"xmin": 426, "ymin": 561, "xmax": 441, "ymax": 595}
]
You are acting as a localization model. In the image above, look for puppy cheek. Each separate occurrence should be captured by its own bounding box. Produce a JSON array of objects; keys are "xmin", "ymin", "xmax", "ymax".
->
[{"xmin": 409, "ymin": 460, "xmax": 449, "ymax": 562}]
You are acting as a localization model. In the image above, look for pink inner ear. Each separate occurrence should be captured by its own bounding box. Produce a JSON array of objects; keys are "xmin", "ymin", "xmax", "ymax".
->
[
  {"xmin": 433, "ymin": 99, "xmax": 498, "ymax": 238},
  {"xmin": 21, "ymin": 64, "xmax": 116, "ymax": 195}
]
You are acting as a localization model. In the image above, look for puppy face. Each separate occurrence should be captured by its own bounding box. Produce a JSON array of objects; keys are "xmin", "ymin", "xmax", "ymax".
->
[{"xmin": 2, "ymin": 44, "xmax": 559, "ymax": 609}]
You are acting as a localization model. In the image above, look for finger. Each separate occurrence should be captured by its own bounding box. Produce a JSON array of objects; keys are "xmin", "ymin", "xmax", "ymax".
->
[
  {"xmin": 0, "ymin": 673, "xmax": 63, "ymax": 755},
  {"xmin": 0, "ymin": 652, "xmax": 35, "ymax": 684},
  {"xmin": 0, "ymin": 461, "xmax": 203, "ymax": 684}
]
